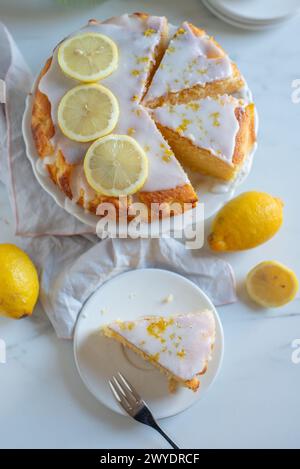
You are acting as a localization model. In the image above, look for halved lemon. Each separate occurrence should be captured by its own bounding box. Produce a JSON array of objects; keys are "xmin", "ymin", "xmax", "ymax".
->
[
  {"xmin": 246, "ymin": 261, "xmax": 299, "ymax": 308},
  {"xmin": 58, "ymin": 32, "xmax": 118, "ymax": 82},
  {"xmin": 58, "ymin": 84, "xmax": 119, "ymax": 142},
  {"xmin": 84, "ymin": 134, "xmax": 148, "ymax": 196}
]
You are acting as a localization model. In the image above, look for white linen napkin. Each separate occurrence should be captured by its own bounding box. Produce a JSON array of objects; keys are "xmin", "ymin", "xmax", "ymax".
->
[
  {"xmin": 22, "ymin": 236, "xmax": 236, "ymax": 338},
  {"xmin": 0, "ymin": 22, "xmax": 237, "ymax": 339},
  {"xmin": 0, "ymin": 22, "xmax": 93, "ymax": 235}
]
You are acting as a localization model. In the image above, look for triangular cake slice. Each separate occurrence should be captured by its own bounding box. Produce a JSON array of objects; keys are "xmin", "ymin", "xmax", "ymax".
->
[
  {"xmin": 151, "ymin": 95, "xmax": 256, "ymax": 181},
  {"xmin": 102, "ymin": 310, "xmax": 216, "ymax": 392},
  {"xmin": 144, "ymin": 21, "xmax": 245, "ymax": 108}
]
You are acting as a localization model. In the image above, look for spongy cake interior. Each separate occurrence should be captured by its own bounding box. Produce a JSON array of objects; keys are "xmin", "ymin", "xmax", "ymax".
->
[
  {"xmin": 154, "ymin": 103, "xmax": 256, "ymax": 181},
  {"xmin": 102, "ymin": 326, "xmax": 201, "ymax": 391}
]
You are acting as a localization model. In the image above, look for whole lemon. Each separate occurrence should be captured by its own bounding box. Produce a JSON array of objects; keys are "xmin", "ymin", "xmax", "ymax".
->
[
  {"xmin": 208, "ymin": 191, "xmax": 284, "ymax": 252},
  {"xmin": 0, "ymin": 244, "xmax": 39, "ymax": 319}
]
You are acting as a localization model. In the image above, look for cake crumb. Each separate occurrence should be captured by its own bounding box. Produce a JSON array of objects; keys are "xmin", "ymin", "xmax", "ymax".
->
[
  {"xmin": 144, "ymin": 28, "xmax": 156, "ymax": 37},
  {"xmin": 131, "ymin": 69, "xmax": 140, "ymax": 77},
  {"xmin": 162, "ymin": 294, "xmax": 174, "ymax": 304},
  {"xmin": 127, "ymin": 127, "xmax": 136, "ymax": 136},
  {"xmin": 128, "ymin": 292, "xmax": 136, "ymax": 299},
  {"xmin": 100, "ymin": 308, "xmax": 108, "ymax": 315}
]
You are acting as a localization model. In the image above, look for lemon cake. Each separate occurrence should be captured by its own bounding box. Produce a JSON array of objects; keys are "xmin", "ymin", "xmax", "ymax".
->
[
  {"xmin": 144, "ymin": 21, "xmax": 245, "ymax": 108},
  {"xmin": 102, "ymin": 310, "xmax": 216, "ymax": 392},
  {"xmin": 151, "ymin": 95, "xmax": 256, "ymax": 181},
  {"xmin": 31, "ymin": 12, "xmax": 256, "ymax": 220},
  {"xmin": 31, "ymin": 13, "xmax": 197, "ymax": 218}
]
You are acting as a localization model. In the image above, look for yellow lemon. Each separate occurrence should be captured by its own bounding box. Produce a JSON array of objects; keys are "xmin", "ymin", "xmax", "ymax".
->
[
  {"xmin": 246, "ymin": 261, "xmax": 299, "ymax": 308},
  {"xmin": 58, "ymin": 84, "xmax": 119, "ymax": 142},
  {"xmin": 208, "ymin": 191, "xmax": 284, "ymax": 252},
  {"xmin": 58, "ymin": 32, "xmax": 118, "ymax": 82},
  {"xmin": 0, "ymin": 244, "xmax": 39, "ymax": 319},
  {"xmin": 84, "ymin": 134, "xmax": 148, "ymax": 196}
]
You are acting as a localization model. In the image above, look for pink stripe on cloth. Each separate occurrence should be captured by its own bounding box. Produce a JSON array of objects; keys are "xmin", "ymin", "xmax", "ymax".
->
[{"xmin": 0, "ymin": 79, "xmax": 6, "ymax": 103}]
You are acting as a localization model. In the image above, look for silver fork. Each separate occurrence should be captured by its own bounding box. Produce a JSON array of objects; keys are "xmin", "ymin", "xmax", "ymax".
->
[{"xmin": 109, "ymin": 373, "xmax": 179, "ymax": 449}]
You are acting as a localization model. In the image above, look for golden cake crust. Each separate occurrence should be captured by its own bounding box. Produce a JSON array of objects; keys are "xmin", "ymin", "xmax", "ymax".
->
[
  {"xmin": 146, "ymin": 64, "xmax": 244, "ymax": 109},
  {"xmin": 145, "ymin": 22, "xmax": 245, "ymax": 109}
]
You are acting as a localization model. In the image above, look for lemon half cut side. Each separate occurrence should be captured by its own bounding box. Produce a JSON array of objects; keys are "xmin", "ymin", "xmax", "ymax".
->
[
  {"xmin": 58, "ymin": 84, "xmax": 119, "ymax": 142},
  {"xmin": 84, "ymin": 134, "xmax": 149, "ymax": 197},
  {"xmin": 58, "ymin": 32, "xmax": 118, "ymax": 82},
  {"xmin": 246, "ymin": 261, "xmax": 299, "ymax": 308}
]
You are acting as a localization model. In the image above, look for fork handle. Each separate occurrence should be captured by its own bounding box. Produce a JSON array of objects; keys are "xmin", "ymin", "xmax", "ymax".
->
[
  {"xmin": 134, "ymin": 408, "xmax": 179, "ymax": 449},
  {"xmin": 152, "ymin": 422, "xmax": 180, "ymax": 450}
]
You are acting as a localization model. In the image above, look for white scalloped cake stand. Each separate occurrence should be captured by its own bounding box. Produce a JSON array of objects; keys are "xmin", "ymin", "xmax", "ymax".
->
[{"xmin": 22, "ymin": 66, "xmax": 258, "ymax": 235}]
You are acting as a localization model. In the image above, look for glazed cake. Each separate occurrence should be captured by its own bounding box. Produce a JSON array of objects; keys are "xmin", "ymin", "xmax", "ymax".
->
[
  {"xmin": 31, "ymin": 12, "xmax": 256, "ymax": 220},
  {"xmin": 102, "ymin": 310, "xmax": 216, "ymax": 392},
  {"xmin": 152, "ymin": 96, "xmax": 256, "ymax": 181},
  {"xmin": 32, "ymin": 13, "xmax": 197, "ymax": 218},
  {"xmin": 144, "ymin": 21, "xmax": 245, "ymax": 108}
]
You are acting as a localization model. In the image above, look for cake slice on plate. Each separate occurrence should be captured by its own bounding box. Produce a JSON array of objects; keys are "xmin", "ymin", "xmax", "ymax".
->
[
  {"xmin": 151, "ymin": 95, "xmax": 256, "ymax": 181},
  {"xmin": 144, "ymin": 21, "xmax": 245, "ymax": 108},
  {"xmin": 102, "ymin": 310, "xmax": 216, "ymax": 392}
]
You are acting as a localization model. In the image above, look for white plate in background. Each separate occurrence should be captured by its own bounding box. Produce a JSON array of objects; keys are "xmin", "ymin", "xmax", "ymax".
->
[
  {"xmin": 74, "ymin": 269, "xmax": 224, "ymax": 419},
  {"xmin": 210, "ymin": 0, "xmax": 300, "ymax": 23},
  {"xmin": 203, "ymin": 0, "xmax": 299, "ymax": 29}
]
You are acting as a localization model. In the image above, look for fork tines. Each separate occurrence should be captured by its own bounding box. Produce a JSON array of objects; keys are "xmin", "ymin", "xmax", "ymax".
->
[{"xmin": 109, "ymin": 373, "xmax": 143, "ymax": 417}]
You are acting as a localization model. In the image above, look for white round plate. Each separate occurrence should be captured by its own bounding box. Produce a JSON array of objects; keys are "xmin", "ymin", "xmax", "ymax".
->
[
  {"xmin": 209, "ymin": 0, "xmax": 300, "ymax": 23},
  {"xmin": 74, "ymin": 269, "xmax": 224, "ymax": 420},
  {"xmin": 203, "ymin": 0, "xmax": 295, "ymax": 30}
]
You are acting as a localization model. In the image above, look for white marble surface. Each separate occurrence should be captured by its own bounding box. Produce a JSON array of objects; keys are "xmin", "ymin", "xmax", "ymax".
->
[{"xmin": 0, "ymin": 0, "xmax": 300, "ymax": 449}]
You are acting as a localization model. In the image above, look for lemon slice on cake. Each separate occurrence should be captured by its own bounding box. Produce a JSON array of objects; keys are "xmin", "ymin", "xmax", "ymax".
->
[
  {"xmin": 58, "ymin": 32, "xmax": 118, "ymax": 82},
  {"xmin": 84, "ymin": 134, "xmax": 148, "ymax": 196},
  {"xmin": 246, "ymin": 261, "xmax": 299, "ymax": 308},
  {"xmin": 58, "ymin": 84, "xmax": 119, "ymax": 142}
]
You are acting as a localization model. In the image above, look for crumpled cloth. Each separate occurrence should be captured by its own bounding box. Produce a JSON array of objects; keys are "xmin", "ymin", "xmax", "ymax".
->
[
  {"xmin": 22, "ymin": 236, "xmax": 236, "ymax": 338},
  {"xmin": 0, "ymin": 22, "xmax": 237, "ymax": 339}
]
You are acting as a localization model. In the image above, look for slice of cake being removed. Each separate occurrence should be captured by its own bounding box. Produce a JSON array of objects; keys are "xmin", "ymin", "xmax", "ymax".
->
[
  {"xmin": 144, "ymin": 21, "xmax": 245, "ymax": 108},
  {"xmin": 151, "ymin": 95, "xmax": 256, "ymax": 181},
  {"xmin": 102, "ymin": 310, "xmax": 216, "ymax": 392}
]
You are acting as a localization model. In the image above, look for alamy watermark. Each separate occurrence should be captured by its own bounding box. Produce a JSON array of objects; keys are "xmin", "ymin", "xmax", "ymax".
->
[
  {"xmin": 0, "ymin": 339, "xmax": 6, "ymax": 364},
  {"xmin": 291, "ymin": 339, "xmax": 300, "ymax": 365},
  {"xmin": 291, "ymin": 79, "xmax": 300, "ymax": 104},
  {"xmin": 95, "ymin": 199, "xmax": 205, "ymax": 249}
]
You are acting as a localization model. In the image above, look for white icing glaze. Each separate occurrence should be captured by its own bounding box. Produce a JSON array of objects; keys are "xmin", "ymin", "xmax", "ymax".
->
[
  {"xmin": 115, "ymin": 105, "xmax": 189, "ymax": 191},
  {"xmin": 38, "ymin": 14, "xmax": 188, "ymax": 193},
  {"xmin": 106, "ymin": 310, "xmax": 215, "ymax": 381},
  {"xmin": 152, "ymin": 95, "xmax": 243, "ymax": 164},
  {"xmin": 145, "ymin": 21, "xmax": 232, "ymax": 102},
  {"xmin": 69, "ymin": 164, "xmax": 96, "ymax": 207},
  {"xmin": 102, "ymin": 13, "xmax": 166, "ymax": 32},
  {"xmin": 35, "ymin": 155, "xmax": 56, "ymax": 176}
]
